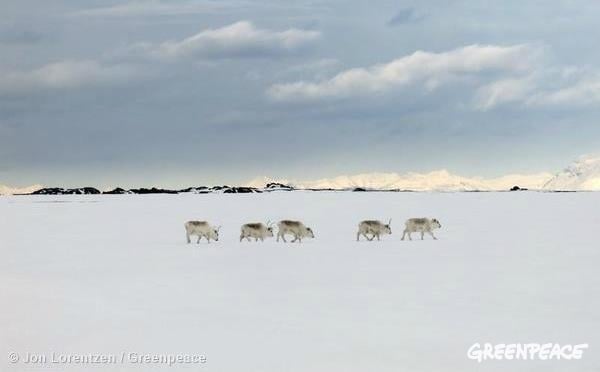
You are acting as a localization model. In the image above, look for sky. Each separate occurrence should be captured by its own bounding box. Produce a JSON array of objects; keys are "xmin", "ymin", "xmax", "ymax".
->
[{"xmin": 2, "ymin": 0, "xmax": 600, "ymax": 189}]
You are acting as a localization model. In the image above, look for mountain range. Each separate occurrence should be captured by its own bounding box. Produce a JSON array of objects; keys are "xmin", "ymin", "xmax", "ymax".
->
[
  {"xmin": 2, "ymin": 156, "xmax": 600, "ymax": 195},
  {"xmin": 247, "ymin": 170, "xmax": 552, "ymax": 192},
  {"xmin": 542, "ymin": 155, "xmax": 600, "ymax": 191}
]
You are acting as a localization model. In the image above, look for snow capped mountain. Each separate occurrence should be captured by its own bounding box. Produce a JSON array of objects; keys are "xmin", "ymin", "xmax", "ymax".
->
[
  {"xmin": 0, "ymin": 184, "xmax": 43, "ymax": 195},
  {"xmin": 247, "ymin": 170, "xmax": 552, "ymax": 191},
  {"xmin": 5, "ymin": 155, "xmax": 600, "ymax": 194},
  {"xmin": 543, "ymin": 155, "xmax": 600, "ymax": 191}
]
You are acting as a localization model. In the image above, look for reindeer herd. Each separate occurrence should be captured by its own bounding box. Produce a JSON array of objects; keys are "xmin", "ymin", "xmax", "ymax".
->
[{"xmin": 185, "ymin": 218, "xmax": 442, "ymax": 244}]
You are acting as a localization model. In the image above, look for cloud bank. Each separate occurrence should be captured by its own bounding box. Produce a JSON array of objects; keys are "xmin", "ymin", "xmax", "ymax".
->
[
  {"xmin": 0, "ymin": 60, "xmax": 143, "ymax": 96},
  {"xmin": 268, "ymin": 44, "xmax": 534, "ymax": 101},
  {"xmin": 130, "ymin": 21, "xmax": 320, "ymax": 61},
  {"xmin": 475, "ymin": 68, "xmax": 600, "ymax": 109},
  {"xmin": 268, "ymin": 43, "xmax": 600, "ymax": 111},
  {"xmin": 71, "ymin": 0, "xmax": 234, "ymax": 17},
  {"xmin": 387, "ymin": 8, "xmax": 425, "ymax": 26}
]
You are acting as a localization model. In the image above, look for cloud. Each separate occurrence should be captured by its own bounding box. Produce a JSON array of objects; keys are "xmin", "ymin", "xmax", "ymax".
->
[
  {"xmin": 0, "ymin": 28, "xmax": 43, "ymax": 45},
  {"xmin": 0, "ymin": 60, "xmax": 145, "ymax": 96},
  {"xmin": 387, "ymin": 8, "xmax": 425, "ymax": 26},
  {"xmin": 0, "ymin": 21, "xmax": 318, "ymax": 97},
  {"xmin": 71, "ymin": 0, "xmax": 234, "ymax": 17},
  {"xmin": 474, "ymin": 76, "xmax": 536, "ymax": 110},
  {"xmin": 276, "ymin": 58, "xmax": 339, "ymax": 80},
  {"xmin": 268, "ymin": 44, "xmax": 535, "ymax": 101},
  {"xmin": 528, "ymin": 75, "xmax": 600, "ymax": 107},
  {"xmin": 72, "ymin": 0, "xmax": 327, "ymax": 18},
  {"xmin": 127, "ymin": 21, "xmax": 320, "ymax": 61},
  {"xmin": 475, "ymin": 67, "xmax": 600, "ymax": 109},
  {"xmin": 246, "ymin": 170, "xmax": 552, "ymax": 191},
  {"xmin": 269, "ymin": 43, "xmax": 600, "ymax": 110}
]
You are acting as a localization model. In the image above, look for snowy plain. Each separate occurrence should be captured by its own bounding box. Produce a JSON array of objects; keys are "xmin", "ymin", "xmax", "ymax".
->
[{"xmin": 1, "ymin": 191, "xmax": 599, "ymax": 372}]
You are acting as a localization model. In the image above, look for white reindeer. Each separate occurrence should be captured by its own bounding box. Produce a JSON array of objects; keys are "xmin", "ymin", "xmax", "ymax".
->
[
  {"xmin": 357, "ymin": 219, "xmax": 392, "ymax": 241},
  {"xmin": 401, "ymin": 218, "xmax": 441, "ymax": 240},
  {"xmin": 240, "ymin": 221, "xmax": 275, "ymax": 242},
  {"xmin": 277, "ymin": 220, "xmax": 315, "ymax": 243},
  {"xmin": 185, "ymin": 221, "xmax": 220, "ymax": 243}
]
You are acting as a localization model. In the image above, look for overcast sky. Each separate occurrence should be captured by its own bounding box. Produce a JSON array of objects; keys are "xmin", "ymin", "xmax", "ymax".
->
[{"xmin": 2, "ymin": 0, "xmax": 600, "ymax": 189}]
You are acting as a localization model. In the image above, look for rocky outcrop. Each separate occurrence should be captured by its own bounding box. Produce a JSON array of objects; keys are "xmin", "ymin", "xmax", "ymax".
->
[
  {"xmin": 222, "ymin": 187, "xmax": 261, "ymax": 193},
  {"xmin": 179, "ymin": 187, "xmax": 209, "ymax": 194},
  {"xmin": 31, "ymin": 187, "xmax": 101, "ymax": 195},
  {"xmin": 127, "ymin": 187, "xmax": 179, "ymax": 194},
  {"xmin": 102, "ymin": 188, "xmax": 129, "ymax": 195},
  {"xmin": 509, "ymin": 185, "xmax": 528, "ymax": 191},
  {"xmin": 264, "ymin": 182, "xmax": 294, "ymax": 191}
]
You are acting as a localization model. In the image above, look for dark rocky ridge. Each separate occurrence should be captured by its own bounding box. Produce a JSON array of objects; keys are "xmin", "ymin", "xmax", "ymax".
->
[
  {"xmin": 30, "ymin": 187, "xmax": 101, "ymax": 195},
  {"xmin": 510, "ymin": 185, "xmax": 528, "ymax": 191},
  {"xmin": 23, "ymin": 184, "xmax": 287, "ymax": 195},
  {"xmin": 265, "ymin": 182, "xmax": 294, "ymax": 191},
  {"xmin": 18, "ymin": 183, "xmax": 545, "ymax": 195},
  {"xmin": 103, "ymin": 187, "xmax": 129, "ymax": 195}
]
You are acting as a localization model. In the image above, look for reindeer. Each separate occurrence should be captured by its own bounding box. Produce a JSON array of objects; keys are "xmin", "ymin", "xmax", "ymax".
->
[
  {"xmin": 401, "ymin": 218, "xmax": 441, "ymax": 240},
  {"xmin": 240, "ymin": 221, "xmax": 275, "ymax": 242},
  {"xmin": 185, "ymin": 221, "xmax": 220, "ymax": 243},
  {"xmin": 276, "ymin": 220, "xmax": 315, "ymax": 243},
  {"xmin": 357, "ymin": 219, "xmax": 392, "ymax": 241}
]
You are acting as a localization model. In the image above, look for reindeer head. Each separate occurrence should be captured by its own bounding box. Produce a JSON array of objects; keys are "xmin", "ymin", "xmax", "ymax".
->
[
  {"xmin": 383, "ymin": 219, "xmax": 392, "ymax": 234},
  {"xmin": 266, "ymin": 227, "xmax": 274, "ymax": 237},
  {"xmin": 211, "ymin": 226, "xmax": 221, "ymax": 241},
  {"xmin": 265, "ymin": 221, "xmax": 275, "ymax": 237}
]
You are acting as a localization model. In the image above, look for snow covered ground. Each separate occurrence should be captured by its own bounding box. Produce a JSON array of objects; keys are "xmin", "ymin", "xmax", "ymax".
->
[{"xmin": 1, "ymin": 191, "xmax": 599, "ymax": 372}]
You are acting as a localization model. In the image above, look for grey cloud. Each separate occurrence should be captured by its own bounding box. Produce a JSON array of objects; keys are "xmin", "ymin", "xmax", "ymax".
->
[
  {"xmin": 0, "ymin": 29, "xmax": 43, "ymax": 45},
  {"xmin": 126, "ymin": 21, "xmax": 320, "ymax": 61},
  {"xmin": 0, "ymin": 60, "xmax": 149, "ymax": 97},
  {"xmin": 475, "ymin": 67, "xmax": 600, "ymax": 110},
  {"xmin": 387, "ymin": 8, "xmax": 425, "ymax": 26},
  {"xmin": 70, "ymin": 0, "xmax": 237, "ymax": 17},
  {"xmin": 2, "ymin": 0, "xmax": 600, "ymax": 188},
  {"xmin": 268, "ymin": 44, "xmax": 536, "ymax": 102}
]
